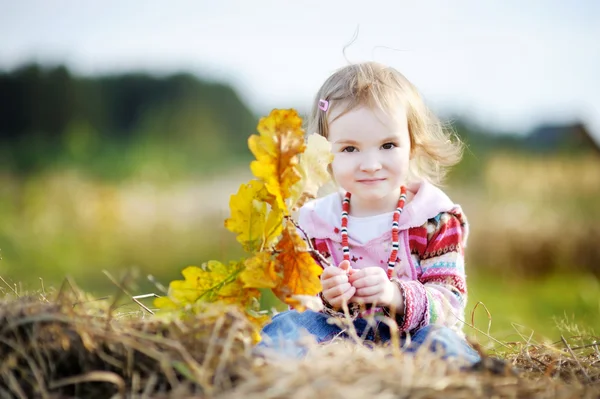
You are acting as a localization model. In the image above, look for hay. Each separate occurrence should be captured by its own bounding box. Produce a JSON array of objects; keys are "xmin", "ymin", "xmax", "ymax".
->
[
  {"xmin": 0, "ymin": 291, "xmax": 256, "ymax": 398},
  {"xmin": 0, "ymin": 291, "xmax": 598, "ymax": 398}
]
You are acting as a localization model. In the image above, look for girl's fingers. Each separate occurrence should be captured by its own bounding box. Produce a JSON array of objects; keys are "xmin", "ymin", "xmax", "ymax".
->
[
  {"xmin": 348, "ymin": 268, "xmax": 382, "ymax": 283},
  {"xmin": 338, "ymin": 260, "xmax": 351, "ymax": 272},
  {"xmin": 330, "ymin": 286, "xmax": 356, "ymax": 308},
  {"xmin": 324, "ymin": 283, "xmax": 352, "ymax": 298},
  {"xmin": 350, "ymin": 275, "xmax": 381, "ymax": 288},
  {"xmin": 321, "ymin": 266, "xmax": 345, "ymax": 279},
  {"xmin": 321, "ymin": 274, "xmax": 348, "ymax": 290},
  {"xmin": 354, "ymin": 285, "xmax": 381, "ymax": 297}
]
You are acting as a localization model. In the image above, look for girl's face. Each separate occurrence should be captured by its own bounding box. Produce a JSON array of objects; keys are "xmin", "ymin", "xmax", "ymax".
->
[{"xmin": 328, "ymin": 104, "xmax": 411, "ymax": 214}]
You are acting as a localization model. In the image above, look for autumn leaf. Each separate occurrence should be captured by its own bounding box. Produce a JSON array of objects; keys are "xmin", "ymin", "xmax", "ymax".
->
[
  {"xmin": 248, "ymin": 109, "xmax": 306, "ymax": 213},
  {"xmin": 154, "ymin": 261, "xmax": 259, "ymax": 309},
  {"xmin": 224, "ymin": 180, "xmax": 282, "ymax": 252},
  {"xmin": 156, "ymin": 108, "xmax": 330, "ymax": 329},
  {"xmin": 240, "ymin": 252, "xmax": 280, "ymax": 289},
  {"xmin": 153, "ymin": 296, "xmax": 179, "ymax": 310},
  {"xmin": 290, "ymin": 133, "xmax": 333, "ymax": 210},
  {"xmin": 273, "ymin": 220, "xmax": 323, "ymax": 304}
]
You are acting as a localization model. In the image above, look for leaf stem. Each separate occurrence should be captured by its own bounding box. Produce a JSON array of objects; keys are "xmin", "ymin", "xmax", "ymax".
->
[{"xmin": 286, "ymin": 216, "xmax": 331, "ymax": 268}]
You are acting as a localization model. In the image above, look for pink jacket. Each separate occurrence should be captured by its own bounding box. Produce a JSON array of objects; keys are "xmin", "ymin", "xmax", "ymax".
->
[{"xmin": 298, "ymin": 181, "xmax": 469, "ymax": 334}]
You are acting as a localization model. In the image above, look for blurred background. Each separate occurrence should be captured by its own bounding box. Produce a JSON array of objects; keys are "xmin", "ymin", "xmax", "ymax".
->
[{"xmin": 0, "ymin": 1, "xmax": 598, "ymax": 342}]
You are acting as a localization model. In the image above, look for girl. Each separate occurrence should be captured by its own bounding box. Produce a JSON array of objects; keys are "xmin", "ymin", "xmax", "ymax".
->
[{"xmin": 259, "ymin": 62, "xmax": 480, "ymax": 364}]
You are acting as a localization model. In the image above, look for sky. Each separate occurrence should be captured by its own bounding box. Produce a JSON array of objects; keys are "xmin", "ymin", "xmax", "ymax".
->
[{"xmin": 1, "ymin": 0, "xmax": 599, "ymax": 141}]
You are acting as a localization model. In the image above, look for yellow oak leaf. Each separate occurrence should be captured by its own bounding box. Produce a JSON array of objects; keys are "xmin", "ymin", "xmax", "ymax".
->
[
  {"xmin": 248, "ymin": 109, "xmax": 306, "ymax": 213},
  {"xmin": 273, "ymin": 221, "xmax": 323, "ymax": 304},
  {"xmin": 156, "ymin": 261, "xmax": 259, "ymax": 309},
  {"xmin": 240, "ymin": 252, "xmax": 281, "ymax": 289},
  {"xmin": 224, "ymin": 180, "xmax": 282, "ymax": 252},
  {"xmin": 290, "ymin": 133, "xmax": 333, "ymax": 210},
  {"xmin": 153, "ymin": 296, "xmax": 178, "ymax": 310}
]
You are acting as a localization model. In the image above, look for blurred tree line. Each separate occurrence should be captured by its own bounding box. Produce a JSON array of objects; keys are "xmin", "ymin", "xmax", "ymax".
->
[
  {"xmin": 0, "ymin": 64, "xmax": 258, "ymax": 179},
  {"xmin": 1, "ymin": 63, "xmax": 597, "ymax": 181}
]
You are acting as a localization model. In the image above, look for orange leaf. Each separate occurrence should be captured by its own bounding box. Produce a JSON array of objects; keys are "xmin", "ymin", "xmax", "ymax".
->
[
  {"xmin": 273, "ymin": 221, "xmax": 323, "ymax": 304},
  {"xmin": 248, "ymin": 109, "xmax": 306, "ymax": 213}
]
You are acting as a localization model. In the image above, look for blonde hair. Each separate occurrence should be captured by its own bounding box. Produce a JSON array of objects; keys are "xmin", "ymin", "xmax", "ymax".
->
[{"xmin": 306, "ymin": 62, "xmax": 463, "ymax": 185}]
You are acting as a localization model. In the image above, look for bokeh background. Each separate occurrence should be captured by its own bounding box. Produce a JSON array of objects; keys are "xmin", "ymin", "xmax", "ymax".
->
[{"xmin": 1, "ymin": 1, "xmax": 599, "ymax": 343}]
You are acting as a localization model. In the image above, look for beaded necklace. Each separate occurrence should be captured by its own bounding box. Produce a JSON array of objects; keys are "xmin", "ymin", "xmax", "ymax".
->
[{"xmin": 341, "ymin": 186, "xmax": 407, "ymax": 279}]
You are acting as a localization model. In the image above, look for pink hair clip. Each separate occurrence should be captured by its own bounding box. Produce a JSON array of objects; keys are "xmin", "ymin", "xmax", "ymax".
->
[{"xmin": 318, "ymin": 99, "xmax": 329, "ymax": 112}]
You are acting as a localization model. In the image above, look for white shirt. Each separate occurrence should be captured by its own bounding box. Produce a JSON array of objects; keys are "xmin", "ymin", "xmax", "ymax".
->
[{"xmin": 347, "ymin": 212, "xmax": 394, "ymax": 244}]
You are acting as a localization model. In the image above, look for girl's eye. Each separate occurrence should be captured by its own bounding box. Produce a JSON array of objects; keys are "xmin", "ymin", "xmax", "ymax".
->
[
  {"xmin": 381, "ymin": 142, "xmax": 397, "ymax": 150},
  {"xmin": 341, "ymin": 146, "xmax": 357, "ymax": 153}
]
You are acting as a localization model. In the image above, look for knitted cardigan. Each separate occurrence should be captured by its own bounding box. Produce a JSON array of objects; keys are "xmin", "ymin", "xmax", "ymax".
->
[{"xmin": 297, "ymin": 180, "xmax": 469, "ymax": 335}]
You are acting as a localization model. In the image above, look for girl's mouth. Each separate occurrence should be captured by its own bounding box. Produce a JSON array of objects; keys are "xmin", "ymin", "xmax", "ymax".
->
[{"xmin": 357, "ymin": 178, "xmax": 385, "ymax": 184}]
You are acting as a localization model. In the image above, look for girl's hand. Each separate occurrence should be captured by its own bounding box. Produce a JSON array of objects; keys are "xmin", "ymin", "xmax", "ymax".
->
[
  {"xmin": 320, "ymin": 260, "xmax": 356, "ymax": 309},
  {"xmin": 348, "ymin": 267, "xmax": 402, "ymax": 309}
]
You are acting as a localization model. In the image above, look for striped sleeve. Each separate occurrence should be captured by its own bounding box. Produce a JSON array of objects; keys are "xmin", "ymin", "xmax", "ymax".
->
[{"xmin": 398, "ymin": 209, "xmax": 468, "ymax": 333}]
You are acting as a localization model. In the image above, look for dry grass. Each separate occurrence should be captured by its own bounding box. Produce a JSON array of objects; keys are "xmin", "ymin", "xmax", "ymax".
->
[{"xmin": 1, "ymin": 287, "xmax": 598, "ymax": 399}]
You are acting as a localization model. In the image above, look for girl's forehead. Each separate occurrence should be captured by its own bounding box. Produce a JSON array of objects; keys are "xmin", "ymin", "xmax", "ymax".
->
[{"xmin": 327, "ymin": 105, "xmax": 408, "ymax": 142}]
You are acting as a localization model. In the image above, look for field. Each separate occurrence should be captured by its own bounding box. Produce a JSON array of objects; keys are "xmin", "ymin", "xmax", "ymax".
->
[{"xmin": 0, "ymin": 152, "xmax": 599, "ymax": 396}]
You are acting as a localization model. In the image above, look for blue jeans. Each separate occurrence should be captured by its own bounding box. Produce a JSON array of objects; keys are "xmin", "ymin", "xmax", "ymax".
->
[{"xmin": 257, "ymin": 310, "xmax": 480, "ymax": 365}]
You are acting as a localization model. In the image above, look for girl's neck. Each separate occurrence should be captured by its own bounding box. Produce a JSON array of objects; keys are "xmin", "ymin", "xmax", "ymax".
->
[{"xmin": 347, "ymin": 188, "xmax": 404, "ymax": 218}]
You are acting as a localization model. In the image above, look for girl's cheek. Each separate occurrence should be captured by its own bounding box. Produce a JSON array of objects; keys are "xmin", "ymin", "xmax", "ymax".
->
[
  {"xmin": 332, "ymin": 157, "xmax": 352, "ymax": 174},
  {"xmin": 330, "ymin": 159, "xmax": 350, "ymax": 186}
]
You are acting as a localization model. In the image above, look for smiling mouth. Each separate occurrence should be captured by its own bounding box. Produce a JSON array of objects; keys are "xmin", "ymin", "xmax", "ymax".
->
[{"xmin": 357, "ymin": 178, "xmax": 385, "ymax": 183}]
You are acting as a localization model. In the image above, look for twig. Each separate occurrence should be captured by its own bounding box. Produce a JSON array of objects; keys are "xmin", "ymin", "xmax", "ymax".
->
[
  {"xmin": 511, "ymin": 322, "xmax": 537, "ymax": 347},
  {"xmin": 470, "ymin": 301, "xmax": 493, "ymax": 347},
  {"xmin": 6, "ymin": 370, "xmax": 28, "ymax": 399},
  {"xmin": 133, "ymin": 293, "xmax": 160, "ymax": 301},
  {"xmin": 214, "ymin": 319, "xmax": 245, "ymax": 389},
  {"xmin": 286, "ymin": 216, "xmax": 332, "ymax": 268},
  {"xmin": 569, "ymin": 341, "xmax": 600, "ymax": 351},
  {"xmin": 132, "ymin": 293, "xmax": 160, "ymax": 316},
  {"xmin": 103, "ymin": 270, "xmax": 154, "ymax": 315},
  {"xmin": 147, "ymin": 274, "xmax": 168, "ymax": 295},
  {"xmin": 38, "ymin": 277, "xmax": 49, "ymax": 302},
  {"xmin": 451, "ymin": 306, "xmax": 514, "ymax": 351},
  {"xmin": 49, "ymin": 371, "xmax": 126, "ymax": 399},
  {"xmin": 64, "ymin": 276, "xmax": 84, "ymax": 304},
  {"xmin": 523, "ymin": 345, "xmax": 546, "ymax": 374},
  {"xmin": 0, "ymin": 336, "xmax": 50, "ymax": 398},
  {"xmin": 561, "ymin": 335, "xmax": 592, "ymax": 383},
  {"xmin": 0, "ymin": 275, "xmax": 19, "ymax": 297},
  {"xmin": 142, "ymin": 374, "xmax": 159, "ymax": 398},
  {"xmin": 72, "ymin": 296, "xmax": 111, "ymax": 308}
]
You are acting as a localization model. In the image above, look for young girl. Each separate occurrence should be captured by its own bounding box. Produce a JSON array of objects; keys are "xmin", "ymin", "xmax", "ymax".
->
[{"xmin": 259, "ymin": 62, "xmax": 480, "ymax": 364}]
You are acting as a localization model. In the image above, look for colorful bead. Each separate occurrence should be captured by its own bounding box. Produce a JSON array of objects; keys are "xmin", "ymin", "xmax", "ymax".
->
[{"xmin": 340, "ymin": 186, "xmax": 407, "ymax": 279}]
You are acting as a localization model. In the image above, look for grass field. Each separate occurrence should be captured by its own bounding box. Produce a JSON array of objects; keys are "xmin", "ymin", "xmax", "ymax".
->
[{"xmin": 1, "ymin": 153, "xmax": 599, "ymax": 345}]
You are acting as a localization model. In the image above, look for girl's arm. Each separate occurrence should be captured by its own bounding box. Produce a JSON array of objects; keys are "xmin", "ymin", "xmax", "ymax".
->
[{"xmin": 396, "ymin": 210, "xmax": 468, "ymax": 332}]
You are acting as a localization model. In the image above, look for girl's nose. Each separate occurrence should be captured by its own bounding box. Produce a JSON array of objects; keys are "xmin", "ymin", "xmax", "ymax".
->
[{"xmin": 359, "ymin": 153, "xmax": 382, "ymax": 172}]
